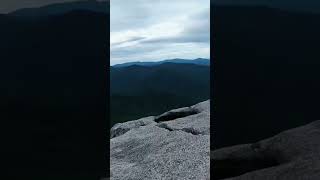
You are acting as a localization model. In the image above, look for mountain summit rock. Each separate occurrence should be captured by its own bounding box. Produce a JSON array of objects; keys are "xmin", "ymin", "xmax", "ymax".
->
[
  {"xmin": 110, "ymin": 100, "xmax": 210, "ymax": 180},
  {"xmin": 213, "ymin": 120, "xmax": 320, "ymax": 179}
]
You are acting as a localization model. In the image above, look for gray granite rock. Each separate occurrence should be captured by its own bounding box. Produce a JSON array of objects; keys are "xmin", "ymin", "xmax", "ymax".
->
[
  {"xmin": 156, "ymin": 101, "xmax": 210, "ymax": 135},
  {"xmin": 110, "ymin": 116, "xmax": 156, "ymax": 138},
  {"xmin": 212, "ymin": 120, "xmax": 320, "ymax": 180},
  {"xmin": 110, "ymin": 100, "xmax": 210, "ymax": 180}
]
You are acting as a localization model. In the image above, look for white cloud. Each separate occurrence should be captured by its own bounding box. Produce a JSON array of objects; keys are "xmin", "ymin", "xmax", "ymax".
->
[{"xmin": 110, "ymin": 0, "xmax": 210, "ymax": 65}]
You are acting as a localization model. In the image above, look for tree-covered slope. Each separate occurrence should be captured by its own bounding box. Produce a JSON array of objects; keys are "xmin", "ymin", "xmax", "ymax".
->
[{"xmin": 110, "ymin": 63, "xmax": 210, "ymax": 126}]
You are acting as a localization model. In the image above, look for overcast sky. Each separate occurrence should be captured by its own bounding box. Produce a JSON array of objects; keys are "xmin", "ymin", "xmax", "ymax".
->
[{"xmin": 110, "ymin": 0, "xmax": 210, "ymax": 65}]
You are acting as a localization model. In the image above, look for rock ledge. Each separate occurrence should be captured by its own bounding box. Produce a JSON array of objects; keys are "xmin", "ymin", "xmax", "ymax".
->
[
  {"xmin": 110, "ymin": 100, "xmax": 210, "ymax": 180},
  {"xmin": 213, "ymin": 120, "xmax": 320, "ymax": 180}
]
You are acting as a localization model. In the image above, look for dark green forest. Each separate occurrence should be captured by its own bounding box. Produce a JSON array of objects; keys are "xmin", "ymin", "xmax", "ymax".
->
[{"xmin": 110, "ymin": 63, "xmax": 210, "ymax": 126}]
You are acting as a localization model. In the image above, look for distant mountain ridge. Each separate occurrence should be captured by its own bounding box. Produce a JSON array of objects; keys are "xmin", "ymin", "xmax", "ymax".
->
[
  {"xmin": 112, "ymin": 58, "xmax": 210, "ymax": 68},
  {"xmin": 9, "ymin": 0, "xmax": 108, "ymax": 17},
  {"xmin": 111, "ymin": 63, "xmax": 210, "ymax": 126}
]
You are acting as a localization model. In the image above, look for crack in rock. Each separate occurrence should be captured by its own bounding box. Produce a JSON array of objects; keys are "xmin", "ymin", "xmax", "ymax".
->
[
  {"xmin": 110, "ymin": 100, "xmax": 210, "ymax": 180},
  {"xmin": 181, "ymin": 127, "xmax": 203, "ymax": 135},
  {"xmin": 157, "ymin": 123, "xmax": 204, "ymax": 135},
  {"xmin": 156, "ymin": 123, "xmax": 174, "ymax": 131},
  {"xmin": 212, "ymin": 120, "xmax": 320, "ymax": 180},
  {"xmin": 155, "ymin": 107, "xmax": 199, "ymax": 123}
]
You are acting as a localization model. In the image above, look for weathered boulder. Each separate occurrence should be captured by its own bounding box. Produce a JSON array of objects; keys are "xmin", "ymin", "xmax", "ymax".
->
[
  {"xmin": 212, "ymin": 120, "xmax": 320, "ymax": 180},
  {"xmin": 110, "ymin": 100, "xmax": 210, "ymax": 180}
]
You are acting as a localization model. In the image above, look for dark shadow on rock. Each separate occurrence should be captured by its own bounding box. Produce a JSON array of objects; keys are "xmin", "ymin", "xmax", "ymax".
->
[
  {"xmin": 212, "ymin": 120, "xmax": 320, "ymax": 179},
  {"xmin": 212, "ymin": 158, "xmax": 279, "ymax": 179}
]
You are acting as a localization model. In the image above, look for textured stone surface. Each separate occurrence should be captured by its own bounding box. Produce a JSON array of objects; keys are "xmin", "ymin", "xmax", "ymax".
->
[
  {"xmin": 110, "ymin": 100, "xmax": 210, "ymax": 180},
  {"xmin": 212, "ymin": 120, "xmax": 320, "ymax": 180},
  {"xmin": 110, "ymin": 116, "xmax": 156, "ymax": 138}
]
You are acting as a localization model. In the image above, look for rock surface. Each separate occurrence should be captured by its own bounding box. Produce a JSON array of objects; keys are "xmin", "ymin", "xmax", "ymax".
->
[
  {"xmin": 110, "ymin": 100, "xmax": 210, "ymax": 180},
  {"xmin": 212, "ymin": 120, "xmax": 320, "ymax": 180}
]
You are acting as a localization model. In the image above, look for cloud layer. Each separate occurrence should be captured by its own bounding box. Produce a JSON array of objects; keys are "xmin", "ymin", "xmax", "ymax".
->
[{"xmin": 110, "ymin": 0, "xmax": 210, "ymax": 65}]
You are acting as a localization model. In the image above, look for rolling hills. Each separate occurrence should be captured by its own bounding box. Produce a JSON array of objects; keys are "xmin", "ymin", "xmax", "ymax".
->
[
  {"xmin": 113, "ymin": 58, "xmax": 210, "ymax": 67},
  {"xmin": 110, "ymin": 62, "xmax": 210, "ymax": 126}
]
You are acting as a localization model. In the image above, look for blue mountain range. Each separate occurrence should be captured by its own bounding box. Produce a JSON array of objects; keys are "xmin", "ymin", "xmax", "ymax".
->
[{"xmin": 113, "ymin": 58, "xmax": 210, "ymax": 68}]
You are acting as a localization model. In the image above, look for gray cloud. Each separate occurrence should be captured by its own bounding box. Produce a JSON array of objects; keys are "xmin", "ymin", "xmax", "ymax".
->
[
  {"xmin": 111, "ymin": 0, "xmax": 210, "ymax": 65},
  {"xmin": 111, "ymin": 36, "xmax": 146, "ymax": 46},
  {"xmin": 142, "ymin": 8, "xmax": 210, "ymax": 45}
]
